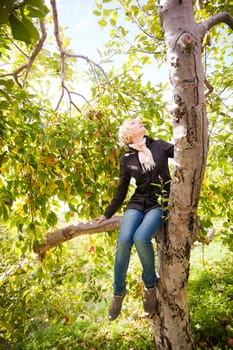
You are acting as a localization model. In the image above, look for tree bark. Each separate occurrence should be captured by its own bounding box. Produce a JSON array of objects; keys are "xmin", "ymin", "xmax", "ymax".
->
[
  {"xmin": 33, "ymin": 216, "xmax": 122, "ymax": 255},
  {"xmin": 153, "ymin": 1, "xmax": 209, "ymax": 349}
]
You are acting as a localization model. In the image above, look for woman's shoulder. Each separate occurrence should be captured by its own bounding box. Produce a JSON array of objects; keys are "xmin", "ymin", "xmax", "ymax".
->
[
  {"xmin": 149, "ymin": 138, "xmax": 174, "ymax": 157},
  {"xmin": 119, "ymin": 148, "xmax": 136, "ymax": 166},
  {"xmin": 149, "ymin": 137, "xmax": 173, "ymax": 147},
  {"xmin": 121, "ymin": 150, "xmax": 135, "ymax": 160}
]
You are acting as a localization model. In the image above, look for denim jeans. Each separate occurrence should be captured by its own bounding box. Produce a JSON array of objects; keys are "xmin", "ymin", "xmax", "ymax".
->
[{"xmin": 113, "ymin": 207, "xmax": 163, "ymax": 296}]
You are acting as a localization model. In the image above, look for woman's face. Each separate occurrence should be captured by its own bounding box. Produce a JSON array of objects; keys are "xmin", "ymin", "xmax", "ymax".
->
[{"xmin": 127, "ymin": 118, "xmax": 146, "ymax": 143}]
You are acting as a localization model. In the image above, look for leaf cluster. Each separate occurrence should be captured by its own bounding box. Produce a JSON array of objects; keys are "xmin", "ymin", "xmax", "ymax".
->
[{"xmin": 0, "ymin": 0, "xmax": 49, "ymax": 43}]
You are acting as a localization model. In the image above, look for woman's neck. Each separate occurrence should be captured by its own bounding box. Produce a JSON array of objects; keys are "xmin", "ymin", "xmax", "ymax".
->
[{"xmin": 131, "ymin": 135, "xmax": 145, "ymax": 145}]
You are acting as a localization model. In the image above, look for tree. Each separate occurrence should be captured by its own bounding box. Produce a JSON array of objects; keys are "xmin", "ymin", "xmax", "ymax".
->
[
  {"xmin": 91, "ymin": 1, "xmax": 233, "ymax": 349},
  {"xmin": 0, "ymin": 0, "xmax": 233, "ymax": 348},
  {"xmin": 151, "ymin": 2, "xmax": 232, "ymax": 349}
]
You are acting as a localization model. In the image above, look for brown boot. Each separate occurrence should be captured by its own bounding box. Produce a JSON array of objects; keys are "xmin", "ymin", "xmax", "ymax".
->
[
  {"xmin": 108, "ymin": 291, "xmax": 126, "ymax": 321},
  {"xmin": 143, "ymin": 285, "xmax": 156, "ymax": 314}
]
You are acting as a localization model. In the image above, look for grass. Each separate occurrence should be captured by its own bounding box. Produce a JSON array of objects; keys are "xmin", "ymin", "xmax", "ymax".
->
[
  {"xmin": 189, "ymin": 240, "xmax": 233, "ymax": 349},
  {"xmin": 1, "ymin": 236, "xmax": 233, "ymax": 350}
]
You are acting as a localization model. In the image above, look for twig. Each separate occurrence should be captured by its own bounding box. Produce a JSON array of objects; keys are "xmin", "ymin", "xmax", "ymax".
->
[
  {"xmin": 0, "ymin": 257, "xmax": 29, "ymax": 286},
  {"xmin": 204, "ymin": 78, "xmax": 214, "ymax": 96},
  {"xmin": 67, "ymin": 53, "xmax": 109, "ymax": 84}
]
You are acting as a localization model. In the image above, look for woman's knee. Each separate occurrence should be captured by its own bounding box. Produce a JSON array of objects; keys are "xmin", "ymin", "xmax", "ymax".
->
[
  {"xmin": 133, "ymin": 234, "xmax": 150, "ymax": 246},
  {"xmin": 117, "ymin": 238, "xmax": 132, "ymax": 250}
]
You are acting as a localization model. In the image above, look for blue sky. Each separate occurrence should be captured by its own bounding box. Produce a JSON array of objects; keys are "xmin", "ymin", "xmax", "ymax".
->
[
  {"xmin": 45, "ymin": 1, "xmax": 233, "ymax": 97},
  {"xmin": 55, "ymin": 0, "xmax": 108, "ymax": 59},
  {"xmin": 46, "ymin": 0, "xmax": 170, "ymax": 86}
]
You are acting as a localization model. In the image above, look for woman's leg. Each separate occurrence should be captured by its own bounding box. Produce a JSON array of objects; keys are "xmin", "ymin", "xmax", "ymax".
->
[
  {"xmin": 133, "ymin": 207, "xmax": 163, "ymax": 289},
  {"xmin": 113, "ymin": 209, "xmax": 144, "ymax": 295}
]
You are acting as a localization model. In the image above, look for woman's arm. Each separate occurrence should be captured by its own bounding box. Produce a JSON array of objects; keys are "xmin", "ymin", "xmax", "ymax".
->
[{"xmin": 102, "ymin": 155, "xmax": 130, "ymax": 219}]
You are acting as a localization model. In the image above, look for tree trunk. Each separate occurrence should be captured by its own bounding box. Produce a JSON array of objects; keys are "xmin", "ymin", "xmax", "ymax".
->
[{"xmin": 152, "ymin": 1, "xmax": 209, "ymax": 349}]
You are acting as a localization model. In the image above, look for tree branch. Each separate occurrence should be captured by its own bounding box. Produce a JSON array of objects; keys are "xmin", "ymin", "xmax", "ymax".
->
[
  {"xmin": 204, "ymin": 78, "xmax": 214, "ymax": 96},
  {"xmin": 0, "ymin": 20, "xmax": 47, "ymax": 88},
  {"xmin": 199, "ymin": 11, "xmax": 233, "ymax": 36},
  {"xmin": 22, "ymin": 20, "xmax": 47, "ymax": 86},
  {"xmin": 67, "ymin": 53, "xmax": 109, "ymax": 84},
  {"xmin": 33, "ymin": 215, "xmax": 122, "ymax": 256},
  {"xmin": 50, "ymin": 0, "xmax": 65, "ymax": 85},
  {"xmin": 50, "ymin": 0, "xmax": 109, "ymax": 112},
  {"xmin": 0, "ymin": 258, "xmax": 28, "ymax": 286}
]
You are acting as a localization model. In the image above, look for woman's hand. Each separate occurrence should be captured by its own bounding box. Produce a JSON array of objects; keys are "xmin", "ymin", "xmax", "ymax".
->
[{"xmin": 92, "ymin": 215, "xmax": 107, "ymax": 225}]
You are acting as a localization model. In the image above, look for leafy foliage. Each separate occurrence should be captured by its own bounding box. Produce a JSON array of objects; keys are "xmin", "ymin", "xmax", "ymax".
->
[
  {"xmin": 1, "ymin": 235, "xmax": 232, "ymax": 349},
  {"xmin": 0, "ymin": 0, "xmax": 48, "ymax": 43},
  {"xmin": 189, "ymin": 242, "xmax": 233, "ymax": 349},
  {"xmin": 0, "ymin": 0, "xmax": 233, "ymax": 348}
]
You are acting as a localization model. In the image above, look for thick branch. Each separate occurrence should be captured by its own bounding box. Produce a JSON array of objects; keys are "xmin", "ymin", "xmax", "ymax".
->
[
  {"xmin": 199, "ymin": 11, "xmax": 233, "ymax": 36},
  {"xmin": 33, "ymin": 215, "xmax": 122, "ymax": 255}
]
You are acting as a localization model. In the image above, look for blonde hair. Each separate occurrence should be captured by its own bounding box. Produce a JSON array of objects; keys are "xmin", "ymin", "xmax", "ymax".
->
[{"xmin": 118, "ymin": 118, "xmax": 133, "ymax": 146}]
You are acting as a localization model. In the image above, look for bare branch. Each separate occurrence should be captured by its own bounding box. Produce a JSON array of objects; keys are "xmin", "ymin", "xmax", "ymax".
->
[
  {"xmin": 199, "ymin": 11, "xmax": 233, "ymax": 36},
  {"xmin": 50, "ymin": 0, "xmax": 66, "ymax": 84},
  {"xmin": 0, "ymin": 258, "xmax": 28, "ymax": 286},
  {"xmin": 55, "ymin": 86, "xmax": 65, "ymax": 112},
  {"xmin": 12, "ymin": 40, "xmax": 30, "ymax": 58},
  {"xmin": 67, "ymin": 53, "xmax": 110, "ymax": 85},
  {"xmin": 0, "ymin": 20, "xmax": 47, "ymax": 88},
  {"xmin": 204, "ymin": 78, "xmax": 214, "ymax": 96},
  {"xmin": 23, "ymin": 20, "xmax": 47, "ymax": 86},
  {"xmin": 13, "ymin": 64, "xmax": 28, "ymax": 88},
  {"xmin": 33, "ymin": 216, "xmax": 122, "ymax": 255},
  {"xmin": 69, "ymin": 90, "xmax": 92, "ymax": 105},
  {"xmin": 50, "ymin": 0, "xmax": 109, "ymax": 111},
  {"xmin": 63, "ymin": 84, "xmax": 82, "ymax": 113}
]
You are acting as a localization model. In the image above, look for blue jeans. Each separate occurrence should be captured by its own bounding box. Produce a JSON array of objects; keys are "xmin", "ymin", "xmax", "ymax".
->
[{"xmin": 113, "ymin": 207, "xmax": 163, "ymax": 295}]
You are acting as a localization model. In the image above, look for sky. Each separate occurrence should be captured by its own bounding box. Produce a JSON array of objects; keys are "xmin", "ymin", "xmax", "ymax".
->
[
  {"xmin": 44, "ymin": 0, "xmax": 233, "ymax": 102},
  {"xmin": 46, "ymin": 0, "xmax": 169, "ymax": 85},
  {"xmin": 55, "ymin": 0, "xmax": 108, "ymax": 59}
]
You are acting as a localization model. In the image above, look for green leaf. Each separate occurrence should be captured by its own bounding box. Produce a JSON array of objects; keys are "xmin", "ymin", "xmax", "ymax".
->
[
  {"xmin": 103, "ymin": 9, "xmax": 113, "ymax": 16},
  {"xmin": 47, "ymin": 211, "xmax": 58, "ymax": 227},
  {"xmin": 130, "ymin": 6, "xmax": 139, "ymax": 15},
  {"xmin": 0, "ymin": 79, "xmax": 14, "ymax": 89},
  {"xmin": 26, "ymin": 7, "xmax": 46, "ymax": 18},
  {"xmin": 98, "ymin": 18, "xmax": 108, "ymax": 27},
  {"xmin": 0, "ymin": 88, "xmax": 12, "ymax": 102},
  {"xmin": 110, "ymin": 18, "xmax": 116, "ymax": 26},
  {"xmin": 25, "ymin": 0, "xmax": 49, "ymax": 14},
  {"xmin": 117, "ymin": 93, "xmax": 125, "ymax": 104},
  {"xmin": 0, "ymin": 0, "xmax": 14, "ymax": 24},
  {"xmin": 92, "ymin": 10, "xmax": 101, "ymax": 16},
  {"xmin": 25, "ymin": 0, "xmax": 49, "ymax": 18},
  {"xmin": 22, "ymin": 17, "xmax": 40, "ymax": 41},
  {"xmin": 9, "ymin": 14, "xmax": 31, "ymax": 43}
]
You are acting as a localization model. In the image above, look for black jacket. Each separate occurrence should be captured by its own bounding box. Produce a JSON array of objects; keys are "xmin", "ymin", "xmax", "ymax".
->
[{"xmin": 103, "ymin": 136, "xmax": 174, "ymax": 219}]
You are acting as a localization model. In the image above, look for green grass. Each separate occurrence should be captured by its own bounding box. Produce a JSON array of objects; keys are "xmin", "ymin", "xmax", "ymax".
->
[
  {"xmin": 189, "ymin": 240, "xmax": 233, "ymax": 349},
  {"xmin": 1, "ymin": 236, "xmax": 233, "ymax": 350}
]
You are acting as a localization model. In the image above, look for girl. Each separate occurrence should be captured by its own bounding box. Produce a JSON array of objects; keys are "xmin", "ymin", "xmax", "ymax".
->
[{"xmin": 96, "ymin": 118, "xmax": 174, "ymax": 320}]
